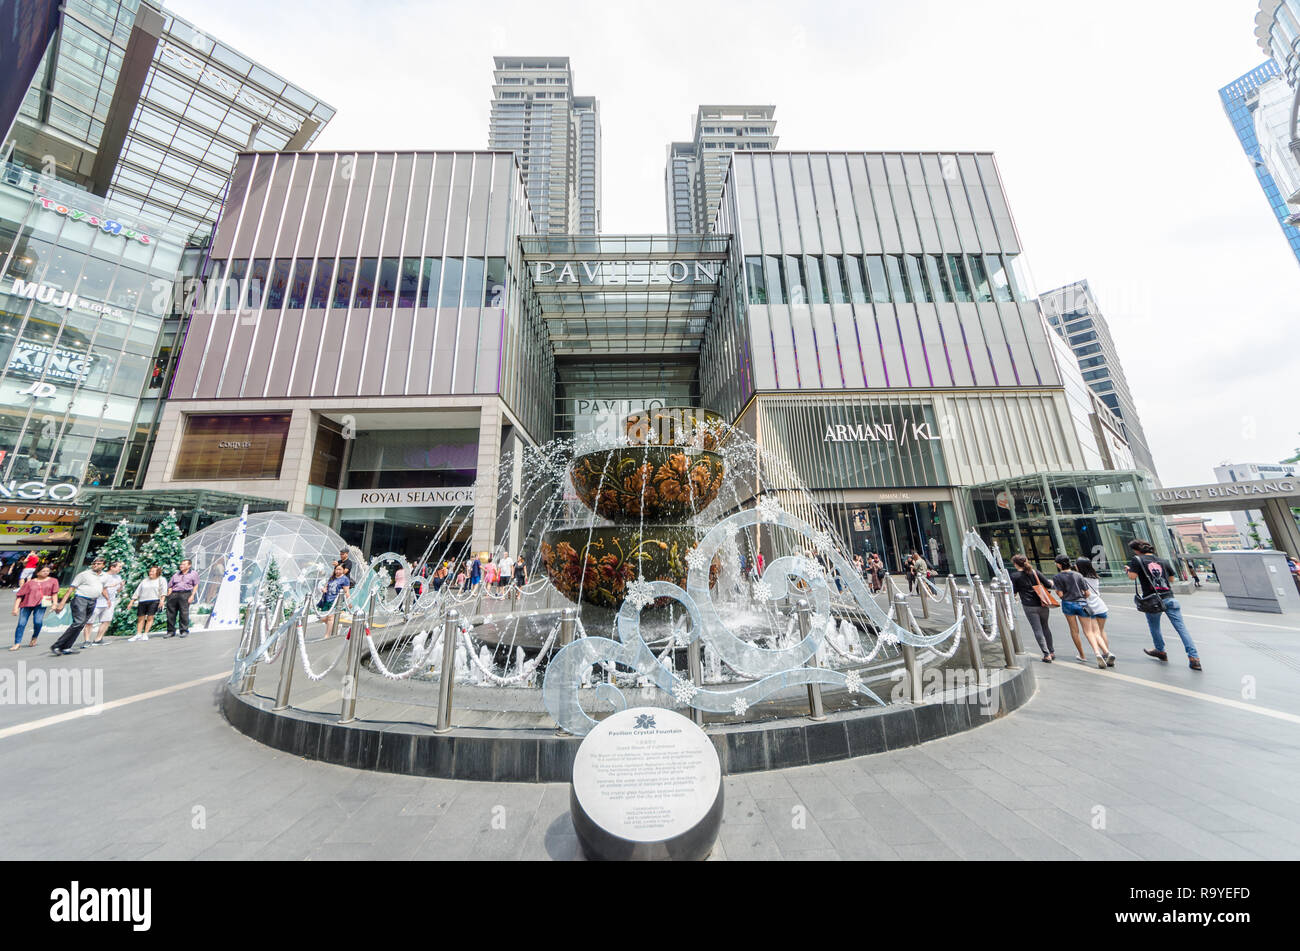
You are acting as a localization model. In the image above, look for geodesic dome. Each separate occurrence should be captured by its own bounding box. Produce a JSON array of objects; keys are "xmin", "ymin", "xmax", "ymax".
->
[{"xmin": 183, "ymin": 512, "xmax": 355, "ymax": 606}]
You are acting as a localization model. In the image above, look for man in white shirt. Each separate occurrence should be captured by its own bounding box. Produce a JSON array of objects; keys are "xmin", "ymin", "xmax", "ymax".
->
[
  {"xmin": 497, "ymin": 552, "xmax": 515, "ymax": 590},
  {"xmin": 86, "ymin": 560, "xmax": 125, "ymax": 646},
  {"xmin": 50, "ymin": 557, "xmax": 105, "ymax": 655}
]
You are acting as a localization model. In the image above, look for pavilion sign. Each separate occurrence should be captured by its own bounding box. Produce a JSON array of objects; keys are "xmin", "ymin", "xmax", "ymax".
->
[{"xmin": 531, "ymin": 260, "xmax": 719, "ymax": 285}]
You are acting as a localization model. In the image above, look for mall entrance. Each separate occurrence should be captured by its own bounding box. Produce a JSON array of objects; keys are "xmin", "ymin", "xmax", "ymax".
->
[
  {"xmin": 338, "ymin": 507, "xmax": 472, "ymax": 565},
  {"xmin": 836, "ymin": 499, "xmax": 961, "ymax": 575}
]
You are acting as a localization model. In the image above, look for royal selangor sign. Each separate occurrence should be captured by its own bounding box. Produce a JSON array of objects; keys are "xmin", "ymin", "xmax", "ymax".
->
[
  {"xmin": 36, "ymin": 197, "xmax": 152, "ymax": 245},
  {"xmin": 336, "ymin": 486, "xmax": 476, "ymax": 509},
  {"xmin": 531, "ymin": 260, "xmax": 718, "ymax": 285},
  {"xmin": 1152, "ymin": 480, "xmax": 1299, "ymax": 506}
]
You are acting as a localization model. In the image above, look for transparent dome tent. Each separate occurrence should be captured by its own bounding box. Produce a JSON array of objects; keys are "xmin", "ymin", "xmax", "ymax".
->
[{"xmin": 183, "ymin": 512, "xmax": 356, "ymax": 606}]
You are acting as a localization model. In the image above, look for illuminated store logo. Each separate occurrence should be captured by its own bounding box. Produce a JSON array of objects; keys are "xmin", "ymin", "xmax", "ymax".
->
[
  {"xmin": 158, "ymin": 43, "xmax": 303, "ymax": 131},
  {"xmin": 217, "ymin": 441, "xmax": 252, "ymax": 449},
  {"xmin": 531, "ymin": 261, "xmax": 718, "ymax": 285},
  {"xmin": 6, "ymin": 340, "xmax": 96, "ymax": 385},
  {"xmin": 7, "ymin": 279, "xmax": 128, "ymax": 320},
  {"xmin": 0, "ymin": 481, "xmax": 79, "ymax": 503},
  {"xmin": 822, "ymin": 420, "xmax": 941, "ymax": 445},
  {"xmin": 36, "ymin": 197, "xmax": 152, "ymax": 244}
]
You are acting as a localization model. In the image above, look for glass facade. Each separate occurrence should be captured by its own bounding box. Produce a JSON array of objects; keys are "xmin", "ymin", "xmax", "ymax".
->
[
  {"xmin": 969, "ymin": 470, "xmax": 1168, "ymax": 580},
  {"xmin": 0, "ymin": 164, "xmax": 181, "ymax": 495}
]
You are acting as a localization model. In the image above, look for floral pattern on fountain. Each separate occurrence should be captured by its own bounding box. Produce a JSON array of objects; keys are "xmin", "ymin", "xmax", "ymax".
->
[{"xmin": 570, "ymin": 447, "xmax": 726, "ymax": 522}]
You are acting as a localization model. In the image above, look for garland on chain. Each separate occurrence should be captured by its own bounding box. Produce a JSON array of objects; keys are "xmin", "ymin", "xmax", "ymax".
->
[
  {"xmin": 295, "ymin": 622, "xmax": 351, "ymax": 682},
  {"xmin": 457, "ymin": 620, "xmax": 560, "ymax": 686},
  {"xmin": 364, "ymin": 629, "xmax": 439, "ymax": 680}
]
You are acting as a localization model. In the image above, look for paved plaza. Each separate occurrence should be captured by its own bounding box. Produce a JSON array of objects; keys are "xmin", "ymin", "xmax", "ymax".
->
[{"xmin": 2, "ymin": 589, "xmax": 1298, "ymax": 861}]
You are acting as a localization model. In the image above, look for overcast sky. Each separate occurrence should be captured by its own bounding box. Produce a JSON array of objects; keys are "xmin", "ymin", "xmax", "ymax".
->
[{"xmin": 170, "ymin": 0, "xmax": 1299, "ymax": 491}]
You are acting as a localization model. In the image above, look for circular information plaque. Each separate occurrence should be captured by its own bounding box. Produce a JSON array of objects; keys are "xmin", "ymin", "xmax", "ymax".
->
[{"xmin": 570, "ymin": 706, "xmax": 723, "ymax": 861}]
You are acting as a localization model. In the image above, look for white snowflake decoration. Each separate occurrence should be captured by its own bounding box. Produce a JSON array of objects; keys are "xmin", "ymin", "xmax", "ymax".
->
[
  {"xmin": 878, "ymin": 629, "xmax": 899, "ymax": 646},
  {"xmin": 624, "ymin": 576, "xmax": 656, "ymax": 610},
  {"xmin": 756, "ymin": 496, "xmax": 782, "ymax": 522},
  {"xmin": 812, "ymin": 531, "xmax": 834, "ymax": 555},
  {"xmin": 731, "ymin": 696, "xmax": 749, "ymax": 716},
  {"xmin": 685, "ymin": 545, "xmax": 708, "ymax": 572},
  {"xmin": 672, "ymin": 679, "xmax": 699, "ymax": 705},
  {"xmin": 845, "ymin": 669, "xmax": 862, "ymax": 694},
  {"xmin": 751, "ymin": 580, "xmax": 773, "ymax": 603}
]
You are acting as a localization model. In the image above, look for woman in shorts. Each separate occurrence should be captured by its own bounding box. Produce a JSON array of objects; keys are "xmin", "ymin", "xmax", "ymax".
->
[
  {"xmin": 317, "ymin": 564, "xmax": 352, "ymax": 638},
  {"xmin": 1075, "ymin": 557, "xmax": 1112, "ymax": 662},
  {"xmin": 1052, "ymin": 555, "xmax": 1111, "ymax": 668},
  {"xmin": 128, "ymin": 566, "xmax": 166, "ymax": 641}
]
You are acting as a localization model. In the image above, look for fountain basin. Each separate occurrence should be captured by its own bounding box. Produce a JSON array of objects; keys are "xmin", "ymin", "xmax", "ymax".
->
[{"xmin": 570, "ymin": 446, "xmax": 726, "ymax": 522}]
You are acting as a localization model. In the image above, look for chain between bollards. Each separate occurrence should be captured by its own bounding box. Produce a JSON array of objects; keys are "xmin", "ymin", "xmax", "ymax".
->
[
  {"xmin": 339, "ymin": 607, "xmax": 368, "ymax": 723},
  {"xmin": 891, "ymin": 592, "xmax": 921, "ymax": 704},
  {"xmin": 795, "ymin": 599, "xmax": 826, "ymax": 721},
  {"xmin": 434, "ymin": 609, "xmax": 460, "ymax": 734}
]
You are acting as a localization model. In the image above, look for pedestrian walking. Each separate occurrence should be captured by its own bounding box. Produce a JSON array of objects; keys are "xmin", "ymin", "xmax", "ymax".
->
[
  {"xmin": 1009, "ymin": 554, "xmax": 1057, "ymax": 662},
  {"xmin": 317, "ymin": 564, "xmax": 352, "ymax": 638},
  {"xmin": 1052, "ymin": 554, "xmax": 1111, "ymax": 668},
  {"xmin": 86, "ymin": 560, "xmax": 125, "ymax": 646},
  {"xmin": 49, "ymin": 557, "xmax": 106, "ymax": 655},
  {"xmin": 469, "ymin": 554, "xmax": 484, "ymax": 587},
  {"xmin": 10, "ymin": 564, "xmax": 59, "ymax": 650},
  {"xmin": 1074, "ymin": 557, "xmax": 1112, "ymax": 661},
  {"xmin": 18, "ymin": 551, "xmax": 39, "ymax": 584},
  {"xmin": 393, "ymin": 565, "xmax": 406, "ymax": 598},
  {"xmin": 127, "ymin": 565, "xmax": 166, "ymax": 641},
  {"xmin": 164, "ymin": 559, "xmax": 200, "ymax": 638},
  {"xmin": 1127, "ymin": 539, "xmax": 1201, "ymax": 670},
  {"xmin": 511, "ymin": 553, "xmax": 527, "ymax": 601}
]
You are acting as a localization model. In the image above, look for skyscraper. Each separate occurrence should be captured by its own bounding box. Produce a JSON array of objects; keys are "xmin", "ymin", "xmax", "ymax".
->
[
  {"xmin": 488, "ymin": 56, "xmax": 601, "ymax": 235},
  {"xmin": 665, "ymin": 105, "xmax": 777, "ymax": 233},
  {"xmin": 1219, "ymin": 61, "xmax": 1300, "ymax": 268},
  {"xmin": 4, "ymin": 0, "xmax": 334, "ymax": 245},
  {"xmin": 1039, "ymin": 280, "xmax": 1158, "ymax": 480}
]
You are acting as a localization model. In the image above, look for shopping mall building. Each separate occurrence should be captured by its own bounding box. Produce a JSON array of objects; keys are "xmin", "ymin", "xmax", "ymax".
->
[{"xmin": 140, "ymin": 147, "xmax": 1168, "ymax": 576}]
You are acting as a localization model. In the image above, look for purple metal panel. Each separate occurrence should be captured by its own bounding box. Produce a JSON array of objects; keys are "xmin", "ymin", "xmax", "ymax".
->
[
  {"xmin": 383, "ymin": 309, "xmax": 414, "ymax": 395},
  {"xmin": 169, "ymin": 313, "xmax": 212, "ymax": 398},
  {"xmin": 242, "ymin": 313, "xmax": 280, "ymax": 397},
  {"xmin": 406, "ymin": 307, "xmax": 437, "ymax": 394},
  {"xmin": 333, "ymin": 312, "xmax": 368, "ymax": 395},
  {"xmin": 290, "ymin": 311, "xmax": 326, "ymax": 398},
  {"xmin": 361, "ymin": 310, "xmax": 392, "ymax": 395}
]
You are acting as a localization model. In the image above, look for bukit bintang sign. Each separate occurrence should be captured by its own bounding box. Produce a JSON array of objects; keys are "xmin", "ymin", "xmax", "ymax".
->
[{"xmin": 1152, "ymin": 479, "xmax": 1299, "ymax": 507}]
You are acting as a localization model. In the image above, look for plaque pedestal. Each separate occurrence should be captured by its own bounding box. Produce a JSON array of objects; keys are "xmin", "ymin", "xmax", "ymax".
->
[{"xmin": 570, "ymin": 706, "xmax": 723, "ymax": 861}]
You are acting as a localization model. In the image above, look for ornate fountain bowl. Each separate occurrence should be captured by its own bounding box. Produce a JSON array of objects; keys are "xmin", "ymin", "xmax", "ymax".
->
[
  {"xmin": 540, "ymin": 525, "xmax": 716, "ymax": 611},
  {"xmin": 570, "ymin": 446, "xmax": 726, "ymax": 523}
]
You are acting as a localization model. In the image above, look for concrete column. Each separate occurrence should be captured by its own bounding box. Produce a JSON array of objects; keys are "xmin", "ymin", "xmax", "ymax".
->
[
  {"xmin": 1262, "ymin": 498, "xmax": 1300, "ymax": 558},
  {"xmin": 472, "ymin": 401, "xmax": 503, "ymax": 555}
]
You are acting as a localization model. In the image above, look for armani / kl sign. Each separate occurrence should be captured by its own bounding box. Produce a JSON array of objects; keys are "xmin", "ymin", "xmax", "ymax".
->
[{"xmin": 823, "ymin": 421, "xmax": 942, "ymax": 445}]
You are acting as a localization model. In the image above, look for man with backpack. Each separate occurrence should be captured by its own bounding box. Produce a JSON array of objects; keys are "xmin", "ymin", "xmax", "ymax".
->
[{"xmin": 1127, "ymin": 539, "xmax": 1202, "ymax": 671}]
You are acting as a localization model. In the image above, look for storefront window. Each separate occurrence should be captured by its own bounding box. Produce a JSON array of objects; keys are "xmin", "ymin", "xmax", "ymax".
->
[
  {"xmin": 440, "ymin": 257, "xmax": 463, "ymax": 307},
  {"xmin": 309, "ymin": 258, "xmax": 333, "ymax": 308},
  {"xmin": 398, "ymin": 257, "xmax": 420, "ymax": 307},
  {"xmin": 246, "ymin": 258, "xmax": 269, "ymax": 310},
  {"xmin": 824, "ymin": 255, "xmax": 848, "ymax": 304},
  {"xmin": 763, "ymin": 254, "xmax": 785, "ymax": 304},
  {"xmin": 265, "ymin": 258, "xmax": 290, "ymax": 310},
  {"xmin": 354, "ymin": 257, "xmax": 378, "ymax": 309},
  {"xmin": 288, "ymin": 259, "xmax": 312, "ymax": 309},
  {"xmin": 484, "ymin": 257, "xmax": 506, "ymax": 306},
  {"xmin": 744, "ymin": 256, "xmax": 766, "ymax": 303},
  {"xmin": 332, "ymin": 257, "xmax": 355, "ymax": 309},
  {"xmin": 172, "ymin": 413, "xmax": 292, "ymax": 480},
  {"xmin": 375, "ymin": 256, "xmax": 399, "ymax": 308},
  {"xmin": 461, "ymin": 257, "xmax": 485, "ymax": 308},
  {"xmin": 864, "ymin": 255, "xmax": 890, "ymax": 304},
  {"xmin": 842, "ymin": 255, "xmax": 867, "ymax": 304},
  {"xmin": 420, "ymin": 257, "xmax": 442, "ymax": 307}
]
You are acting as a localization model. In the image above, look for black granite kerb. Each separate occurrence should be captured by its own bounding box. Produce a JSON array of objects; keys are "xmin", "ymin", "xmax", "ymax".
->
[{"xmin": 221, "ymin": 661, "xmax": 1037, "ymax": 783}]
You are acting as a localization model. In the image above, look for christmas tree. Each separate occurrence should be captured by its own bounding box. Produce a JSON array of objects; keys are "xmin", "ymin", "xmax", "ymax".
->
[
  {"xmin": 110, "ymin": 510, "xmax": 187, "ymax": 637},
  {"xmin": 263, "ymin": 557, "xmax": 284, "ymax": 615},
  {"xmin": 96, "ymin": 519, "xmax": 137, "ymax": 637}
]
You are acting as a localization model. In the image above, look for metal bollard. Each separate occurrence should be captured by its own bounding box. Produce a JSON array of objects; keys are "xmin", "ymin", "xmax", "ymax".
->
[
  {"xmin": 795, "ymin": 599, "xmax": 826, "ymax": 721},
  {"xmin": 556, "ymin": 607, "xmax": 577, "ymax": 650},
  {"xmin": 687, "ymin": 637, "xmax": 705, "ymax": 727},
  {"xmin": 998, "ymin": 581, "xmax": 1023, "ymax": 654},
  {"xmin": 947, "ymin": 575, "xmax": 958, "ymax": 613},
  {"xmin": 956, "ymin": 589, "xmax": 984, "ymax": 673},
  {"xmin": 434, "ymin": 609, "xmax": 460, "ymax": 734},
  {"xmin": 991, "ymin": 580, "xmax": 1017, "ymax": 669},
  {"xmin": 892, "ymin": 592, "xmax": 921, "ymax": 704},
  {"xmin": 339, "ymin": 608, "xmax": 368, "ymax": 723},
  {"xmin": 918, "ymin": 575, "xmax": 931, "ymax": 619},
  {"xmin": 554, "ymin": 609, "xmax": 578, "ymax": 736},
  {"xmin": 272, "ymin": 607, "xmax": 302, "ymax": 712}
]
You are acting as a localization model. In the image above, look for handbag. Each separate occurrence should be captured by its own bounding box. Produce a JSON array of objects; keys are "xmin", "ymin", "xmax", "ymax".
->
[
  {"xmin": 1133, "ymin": 559, "xmax": 1168, "ymax": 614},
  {"xmin": 1030, "ymin": 569, "xmax": 1060, "ymax": 608},
  {"xmin": 41, "ymin": 595, "xmax": 55, "ymax": 608}
]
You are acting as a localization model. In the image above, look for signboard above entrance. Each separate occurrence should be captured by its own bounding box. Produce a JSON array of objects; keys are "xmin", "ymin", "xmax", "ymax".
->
[{"xmin": 336, "ymin": 486, "xmax": 476, "ymax": 509}]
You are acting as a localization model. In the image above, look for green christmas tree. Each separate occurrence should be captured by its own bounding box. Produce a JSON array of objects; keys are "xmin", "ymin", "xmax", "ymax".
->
[
  {"xmin": 110, "ymin": 510, "xmax": 187, "ymax": 637},
  {"xmin": 263, "ymin": 557, "xmax": 284, "ymax": 615},
  {"xmin": 96, "ymin": 519, "xmax": 137, "ymax": 637}
]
